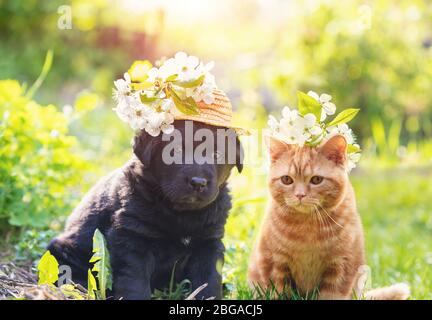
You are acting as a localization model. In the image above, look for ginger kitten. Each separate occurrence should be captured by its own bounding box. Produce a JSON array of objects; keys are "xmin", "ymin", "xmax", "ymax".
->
[{"xmin": 248, "ymin": 135, "xmax": 409, "ymax": 300}]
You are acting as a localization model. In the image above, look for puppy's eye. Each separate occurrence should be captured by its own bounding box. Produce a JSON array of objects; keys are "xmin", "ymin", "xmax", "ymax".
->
[
  {"xmin": 281, "ymin": 175, "xmax": 293, "ymax": 185},
  {"xmin": 310, "ymin": 176, "xmax": 324, "ymax": 185}
]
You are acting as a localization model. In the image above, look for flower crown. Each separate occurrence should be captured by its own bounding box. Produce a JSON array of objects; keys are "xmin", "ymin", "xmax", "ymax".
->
[
  {"xmin": 267, "ymin": 91, "xmax": 361, "ymax": 171},
  {"xmin": 113, "ymin": 52, "xmax": 216, "ymax": 137}
]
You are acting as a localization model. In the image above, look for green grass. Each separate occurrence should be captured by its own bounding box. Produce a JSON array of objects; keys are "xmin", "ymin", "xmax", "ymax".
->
[
  {"xmin": 356, "ymin": 166, "xmax": 432, "ymax": 300},
  {"xmin": 2, "ymin": 161, "xmax": 431, "ymax": 300},
  {"xmin": 223, "ymin": 163, "xmax": 432, "ymax": 299}
]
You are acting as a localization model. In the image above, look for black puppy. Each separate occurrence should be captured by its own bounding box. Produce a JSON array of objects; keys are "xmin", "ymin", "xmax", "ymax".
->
[{"xmin": 48, "ymin": 120, "xmax": 243, "ymax": 299}]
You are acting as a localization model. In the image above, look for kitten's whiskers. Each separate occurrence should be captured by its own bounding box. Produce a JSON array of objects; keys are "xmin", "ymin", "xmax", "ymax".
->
[
  {"xmin": 313, "ymin": 205, "xmax": 325, "ymax": 233},
  {"xmin": 318, "ymin": 203, "xmax": 344, "ymax": 229}
]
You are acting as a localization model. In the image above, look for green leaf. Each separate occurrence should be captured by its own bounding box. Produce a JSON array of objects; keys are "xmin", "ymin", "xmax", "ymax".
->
[
  {"xmin": 216, "ymin": 258, "xmax": 224, "ymax": 276},
  {"xmin": 26, "ymin": 49, "xmax": 53, "ymax": 99},
  {"xmin": 131, "ymin": 82, "xmax": 154, "ymax": 91},
  {"xmin": 87, "ymin": 269, "xmax": 97, "ymax": 300},
  {"xmin": 37, "ymin": 250, "xmax": 59, "ymax": 285},
  {"xmin": 89, "ymin": 229, "xmax": 112, "ymax": 300},
  {"xmin": 172, "ymin": 74, "xmax": 205, "ymax": 88},
  {"xmin": 140, "ymin": 91, "xmax": 159, "ymax": 103},
  {"xmin": 297, "ymin": 91, "xmax": 322, "ymax": 119},
  {"xmin": 60, "ymin": 284, "xmax": 85, "ymax": 300},
  {"xmin": 326, "ymin": 108, "xmax": 360, "ymax": 127},
  {"xmin": 169, "ymin": 89, "xmax": 200, "ymax": 115},
  {"xmin": 182, "ymin": 96, "xmax": 200, "ymax": 114},
  {"xmin": 165, "ymin": 74, "xmax": 178, "ymax": 82},
  {"xmin": 347, "ymin": 144, "xmax": 361, "ymax": 153},
  {"xmin": 306, "ymin": 132, "xmax": 325, "ymax": 147}
]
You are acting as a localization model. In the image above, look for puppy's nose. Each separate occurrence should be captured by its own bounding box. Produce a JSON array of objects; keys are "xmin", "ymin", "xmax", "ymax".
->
[{"xmin": 190, "ymin": 177, "xmax": 207, "ymax": 192}]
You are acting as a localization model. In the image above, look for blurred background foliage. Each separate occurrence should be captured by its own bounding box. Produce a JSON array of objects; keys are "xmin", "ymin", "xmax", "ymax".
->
[
  {"xmin": 0, "ymin": 79, "xmax": 90, "ymax": 230},
  {"xmin": 1, "ymin": 0, "xmax": 432, "ymax": 298}
]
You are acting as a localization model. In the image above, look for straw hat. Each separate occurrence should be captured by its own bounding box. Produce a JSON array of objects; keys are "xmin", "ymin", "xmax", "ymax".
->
[{"xmin": 174, "ymin": 89, "xmax": 249, "ymax": 135}]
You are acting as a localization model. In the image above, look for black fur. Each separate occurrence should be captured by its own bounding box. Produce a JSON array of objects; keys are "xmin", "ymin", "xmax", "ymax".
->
[{"xmin": 48, "ymin": 120, "xmax": 243, "ymax": 300}]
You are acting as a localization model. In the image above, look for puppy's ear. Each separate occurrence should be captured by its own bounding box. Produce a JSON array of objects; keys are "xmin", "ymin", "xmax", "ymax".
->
[
  {"xmin": 133, "ymin": 130, "xmax": 154, "ymax": 168},
  {"xmin": 236, "ymin": 137, "xmax": 244, "ymax": 173}
]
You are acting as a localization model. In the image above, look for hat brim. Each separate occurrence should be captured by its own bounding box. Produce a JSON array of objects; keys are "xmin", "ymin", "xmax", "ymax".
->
[
  {"xmin": 174, "ymin": 115, "xmax": 249, "ymax": 135},
  {"xmin": 173, "ymin": 88, "xmax": 249, "ymax": 135}
]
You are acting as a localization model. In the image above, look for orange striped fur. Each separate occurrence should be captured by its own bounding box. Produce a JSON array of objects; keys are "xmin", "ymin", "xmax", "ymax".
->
[{"xmin": 248, "ymin": 135, "xmax": 409, "ymax": 299}]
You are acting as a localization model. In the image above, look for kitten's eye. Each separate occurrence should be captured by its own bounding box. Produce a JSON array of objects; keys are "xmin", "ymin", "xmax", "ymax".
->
[
  {"xmin": 281, "ymin": 175, "xmax": 293, "ymax": 185},
  {"xmin": 310, "ymin": 176, "xmax": 324, "ymax": 185}
]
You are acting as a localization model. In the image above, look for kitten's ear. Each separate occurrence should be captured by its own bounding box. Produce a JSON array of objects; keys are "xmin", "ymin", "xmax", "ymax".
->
[
  {"xmin": 265, "ymin": 135, "xmax": 288, "ymax": 161},
  {"xmin": 319, "ymin": 135, "xmax": 347, "ymax": 166}
]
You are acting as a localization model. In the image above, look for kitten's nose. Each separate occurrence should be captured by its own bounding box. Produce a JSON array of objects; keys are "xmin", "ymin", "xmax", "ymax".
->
[
  {"xmin": 190, "ymin": 177, "xmax": 207, "ymax": 192},
  {"xmin": 295, "ymin": 193, "xmax": 306, "ymax": 201}
]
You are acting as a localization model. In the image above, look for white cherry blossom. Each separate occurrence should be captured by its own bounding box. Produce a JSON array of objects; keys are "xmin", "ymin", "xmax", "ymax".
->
[
  {"xmin": 308, "ymin": 124, "xmax": 323, "ymax": 136},
  {"xmin": 146, "ymin": 67, "xmax": 161, "ymax": 83},
  {"xmin": 308, "ymin": 91, "xmax": 337, "ymax": 121},
  {"xmin": 186, "ymin": 82, "xmax": 215, "ymax": 104},
  {"xmin": 160, "ymin": 112, "xmax": 175, "ymax": 135},
  {"xmin": 267, "ymin": 115, "xmax": 279, "ymax": 131},
  {"xmin": 160, "ymin": 99, "xmax": 174, "ymax": 111},
  {"xmin": 278, "ymin": 126, "xmax": 310, "ymax": 145},
  {"xmin": 347, "ymin": 152, "xmax": 361, "ymax": 172},
  {"xmin": 172, "ymin": 52, "xmax": 200, "ymax": 81},
  {"xmin": 327, "ymin": 123, "xmax": 355, "ymax": 144},
  {"xmin": 266, "ymin": 92, "xmax": 361, "ymax": 172},
  {"xmin": 281, "ymin": 106, "xmax": 298, "ymax": 124},
  {"xmin": 302, "ymin": 113, "xmax": 317, "ymax": 128},
  {"xmin": 113, "ymin": 73, "xmax": 132, "ymax": 104},
  {"xmin": 113, "ymin": 52, "xmax": 217, "ymax": 136}
]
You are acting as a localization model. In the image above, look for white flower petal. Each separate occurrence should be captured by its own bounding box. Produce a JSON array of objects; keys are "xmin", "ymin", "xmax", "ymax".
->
[
  {"xmin": 323, "ymin": 102, "xmax": 336, "ymax": 115},
  {"xmin": 113, "ymin": 79, "xmax": 129, "ymax": 93},
  {"xmin": 147, "ymin": 113, "xmax": 164, "ymax": 128},
  {"xmin": 146, "ymin": 127, "xmax": 161, "ymax": 137},
  {"xmin": 161, "ymin": 99, "xmax": 174, "ymax": 111},
  {"xmin": 123, "ymin": 72, "xmax": 131, "ymax": 83},
  {"xmin": 174, "ymin": 51, "xmax": 187, "ymax": 61},
  {"xmin": 161, "ymin": 124, "xmax": 174, "ymax": 135},
  {"xmin": 349, "ymin": 153, "xmax": 361, "ymax": 162},
  {"xmin": 147, "ymin": 67, "xmax": 160, "ymax": 82},
  {"xmin": 347, "ymin": 160, "xmax": 356, "ymax": 172},
  {"xmin": 320, "ymin": 110, "xmax": 327, "ymax": 121},
  {"xmin": 309, "ymin": 125, "xmax": 323, "ymax": 136},
  {"xmin": 163, "ymin": 112, "xmax": 175, "ymax": 124},
  {"xmin": 159, "ymin": 63, "xmax": 179, "ymax": 80},
  {"xmin": 187, "ymin": 55, "xmax": 199, "ymax": 68},
  {"xmin": 319, "ymin": 93, "xmax": 332, "ymax": 103},
  {"xmin": 204, "ymin": 61, "xmax": 215, "ymax": 72},
  {"xmin": 303, "ymin": 113, "xmax": 317, "ymax": 128},
  {"xmin": 268, "ymin": 115, "xmax": 279, "ymax": 130},
  {"xmin": 204, "ymin": 73, "xmax": 216, "ymax": 86},
  {"xmin": 307, "ymin": 91, "xmax": 320, "ymax": 101},
  {"xmin": 281, "ymin": 106, "xmax": 292, "ymax": 119}
]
